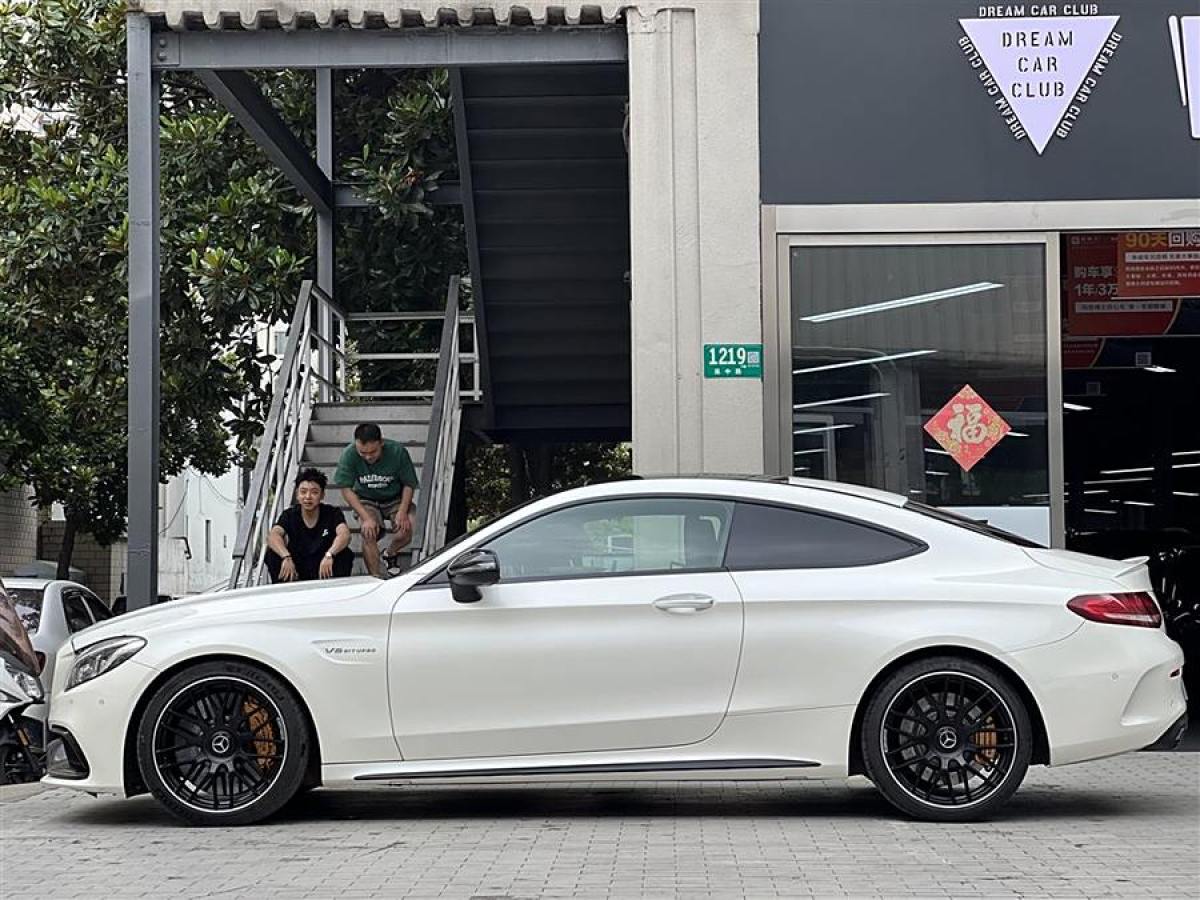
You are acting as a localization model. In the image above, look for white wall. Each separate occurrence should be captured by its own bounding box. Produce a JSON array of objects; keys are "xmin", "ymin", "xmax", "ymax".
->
[
  {"xmin": 627, "ymin": 0, "xmax": 764, "ymax": 476},
  {"xmin": 157, "ymin": 467, "xmax": 240, "ymax": 596}
]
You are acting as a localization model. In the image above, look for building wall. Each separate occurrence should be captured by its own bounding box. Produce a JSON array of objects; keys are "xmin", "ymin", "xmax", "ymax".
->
[
  {"xmin": 627, "ymin": 0, "xmax": 764, "ymax": 476},
  {"xmin": 37, "ymin": 522, "xmax": 124, "ymax": 602},
  {"xmin": 33, "ymin": 467, "xmax": 239, "ymax": 602},
  {"xmin": 157, "ymin": 468, "xmax": 240, "ymax": 597},
  {"xmin": 0, "ymin": 485, "xmax": 39, "ymax": 577}
]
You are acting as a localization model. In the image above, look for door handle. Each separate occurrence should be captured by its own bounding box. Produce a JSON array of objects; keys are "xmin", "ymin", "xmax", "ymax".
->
[{"xmin": 653, "ymin": 593, "xmax": 715, "ymax": 613}]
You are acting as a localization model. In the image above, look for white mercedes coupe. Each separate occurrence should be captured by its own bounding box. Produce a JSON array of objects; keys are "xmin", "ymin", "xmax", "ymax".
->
[{"xmin": 43, "ymin": 477, "xmax": 1188, "ymax": 826}]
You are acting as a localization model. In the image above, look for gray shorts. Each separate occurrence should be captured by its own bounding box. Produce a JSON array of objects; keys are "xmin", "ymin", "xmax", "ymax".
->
[{"xmin": 356, "ymin": 497, "xmax": 416, "ymax": 531}]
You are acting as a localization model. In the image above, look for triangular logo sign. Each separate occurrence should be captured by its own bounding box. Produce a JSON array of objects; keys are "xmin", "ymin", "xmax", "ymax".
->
[{"xmin": 960, "ymin": 16, "xmax": 1120, "ymax": 154}]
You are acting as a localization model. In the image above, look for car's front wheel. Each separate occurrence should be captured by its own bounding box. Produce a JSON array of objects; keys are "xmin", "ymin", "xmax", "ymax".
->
[
  {"xmin": 862, "ymin": 656, "xmax": 1033, "ymax": 822},
  {"xmin": 136, "ymin": 660, "xmax": 309, "ymax": 826}
]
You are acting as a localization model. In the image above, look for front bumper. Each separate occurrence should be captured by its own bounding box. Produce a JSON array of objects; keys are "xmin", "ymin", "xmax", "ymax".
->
[{"xmin": 41, "ymin": 657, "xmax": 157, "ymax": 795}]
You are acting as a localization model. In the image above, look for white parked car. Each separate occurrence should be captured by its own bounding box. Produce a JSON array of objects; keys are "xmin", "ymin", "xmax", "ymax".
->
[
  {"xmin": 42, "ymin": 477, "xmax": 1188, "ymax": 826},
  {"xmin": 5, "ymin": 578, "xmax": 114, "ymax": 734}
]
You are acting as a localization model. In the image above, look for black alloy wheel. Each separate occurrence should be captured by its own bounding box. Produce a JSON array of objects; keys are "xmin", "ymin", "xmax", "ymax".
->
[
  {"xmin": 862, "ymin": 656, "xmax": 1032, "ymax": 821},
  {"xmin": 137, "ymin": 661, "xmax": 308, "ymax": 826}
]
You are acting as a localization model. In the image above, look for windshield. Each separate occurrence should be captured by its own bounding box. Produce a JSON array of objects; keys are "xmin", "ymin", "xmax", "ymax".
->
[{"xmin": 904, "ymin": 501, "xmax": 1044, "ymax": 549}]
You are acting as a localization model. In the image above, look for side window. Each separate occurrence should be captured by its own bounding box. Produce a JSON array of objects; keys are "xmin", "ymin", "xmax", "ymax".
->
[
  {"xmin": 483, "ymin": 497, "xmax": 735, "ymax": 580},
  {"xmin": 725, "ymin": 502, "xmax": 923, "ymax": 570},
  {"xmin": 61, "ymin": 590, "xmax": 94, "ymax": 633},
  {"xmin": 83, "ymin": 592, "xmax": 113, "ymax": 623}
]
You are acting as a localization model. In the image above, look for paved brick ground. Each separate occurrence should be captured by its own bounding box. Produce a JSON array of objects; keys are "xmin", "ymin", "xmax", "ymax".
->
[{"xmin": 2, "ymin": 754, "xmax": 1198, "ymax": 899}]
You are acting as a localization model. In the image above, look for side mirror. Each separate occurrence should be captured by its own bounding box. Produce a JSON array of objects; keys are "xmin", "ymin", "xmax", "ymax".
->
[{"xmin": 447, "ymin": 549, "xmax": 500, "ymax": 604}]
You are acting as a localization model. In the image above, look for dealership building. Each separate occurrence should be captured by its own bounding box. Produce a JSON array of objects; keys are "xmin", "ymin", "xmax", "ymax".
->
[{"xmin": 125, "ymin": 0, "xmax": 1198, "ymax": 601}]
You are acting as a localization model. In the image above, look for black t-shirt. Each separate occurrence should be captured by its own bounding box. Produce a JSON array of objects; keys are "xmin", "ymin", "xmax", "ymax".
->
[{"xmin": 274, "ymin": 504, "xmax": 345, "ymax": 561}]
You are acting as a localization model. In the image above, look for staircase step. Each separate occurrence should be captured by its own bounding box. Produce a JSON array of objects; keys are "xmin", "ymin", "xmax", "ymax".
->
[
  {"xmin": 307, "ymin": 421, "xmax": 430, "ymax": 445},
  {"xmin": 311, "ymin": 402, "xmax": 432, "ymax": 424}
]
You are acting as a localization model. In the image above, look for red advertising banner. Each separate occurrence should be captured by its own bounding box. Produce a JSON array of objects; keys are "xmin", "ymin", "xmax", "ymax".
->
[
  {"xmin": 1062, "ymin": 337, "xmax": 1104, "ymax": 370},
  {"xmin": 1116, "ymin": 231, "xmax": 1200, "ymax": 299},
  {"xmin": 1063, "ymin": 233, "xmax": 1179, "ymax": 337}
]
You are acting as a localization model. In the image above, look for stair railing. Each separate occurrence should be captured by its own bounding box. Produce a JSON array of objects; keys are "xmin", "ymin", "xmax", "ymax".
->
[
  {"xmin": 229, "ymin": 281, "xmax": 347, "ymax": 589},
  {"xmin": 342, "ymin": 310, "xmax": 480, "ymax": 402},
  {"xmin": 412, "ymin": 276, "xmax": 464, "ymax": 561}
]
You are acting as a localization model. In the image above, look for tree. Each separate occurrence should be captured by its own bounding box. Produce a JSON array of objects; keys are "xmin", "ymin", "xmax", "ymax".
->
[{"xmin": 0, "ymin": 2, "xmax": 463, "ymax": 576}]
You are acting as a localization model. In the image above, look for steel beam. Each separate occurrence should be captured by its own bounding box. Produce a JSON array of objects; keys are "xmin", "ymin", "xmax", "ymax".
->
[
  {"xmin": 450, "ymin": 69, "xmax": 495, "ymax": 427},
  {"xmin": 199, "ymin": 70, "xmax": 332, "ymax": 214},
  {"xmin": 154, "ymin": 27, "xmax": 627, "ymax": 71},
  {"xmin": 126, "ymin": 14, "xmax": 161, "ymax": 612}
]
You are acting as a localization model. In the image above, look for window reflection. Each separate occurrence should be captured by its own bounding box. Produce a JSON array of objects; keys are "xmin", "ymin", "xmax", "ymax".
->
[{"xmin": 789, "ymin": 244, "xmax": 1049, "ymax": 510}]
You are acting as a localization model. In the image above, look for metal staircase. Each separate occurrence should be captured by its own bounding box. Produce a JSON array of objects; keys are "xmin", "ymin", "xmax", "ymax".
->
[
  {"xmin": 453, "ymin": 62, "xmax": 631, "ymax": 443},
  {"xmin": 229, "ymin": 277, "xmax": 474, "ymax": 588}
]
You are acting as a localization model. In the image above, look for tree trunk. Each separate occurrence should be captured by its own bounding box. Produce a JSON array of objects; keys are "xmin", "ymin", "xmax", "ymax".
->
[
  {"xmin": 57, "ymin": 516, "xmax": 79, "ymax": 581},
  {"xmin": 507, "ymin": 444, "xmax": 529, "ymax": 507},
  {"xmin": 533, "ymin": 445, "xmax": 553, "ymax": 497}
]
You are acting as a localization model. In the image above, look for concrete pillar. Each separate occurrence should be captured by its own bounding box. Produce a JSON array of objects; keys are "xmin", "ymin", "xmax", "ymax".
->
[
  {"xmin": 126, "ymin": 14, "xmax": 161, "ymax": 611},
  {"xmin": 626, "ymin": 1, "xmax": 762, "ymax": 476},
  {"xmin": 316, "ymin": 68, "xmax": 335, "ymax": 401}
]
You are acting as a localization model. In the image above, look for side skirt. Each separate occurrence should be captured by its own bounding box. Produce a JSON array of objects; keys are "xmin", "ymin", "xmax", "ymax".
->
[{"xmin": 354, "ymin": 758, "xmax": 820, "ymax": 782}]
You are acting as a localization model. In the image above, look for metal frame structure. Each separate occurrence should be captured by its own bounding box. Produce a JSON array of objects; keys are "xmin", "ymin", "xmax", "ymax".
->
[{"xmin": 124, "ymin": 11, "xmax": 627, "ymax": 607}]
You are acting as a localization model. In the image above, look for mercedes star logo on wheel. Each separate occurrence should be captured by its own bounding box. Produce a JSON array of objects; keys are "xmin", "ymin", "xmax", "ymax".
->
[
  {"xmin": 210, "ymin": 733, "xmax": 232, "ymax": 755},
  {"xmin": 936, "ymin": 727, "xmax": 959, "ymax": 751}
]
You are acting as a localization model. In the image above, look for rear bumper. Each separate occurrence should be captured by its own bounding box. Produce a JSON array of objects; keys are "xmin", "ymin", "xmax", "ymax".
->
[
  {"xmin": 1012, "ymin": 623, "xmax": 1187, "ymax": 766},
  {"xmin": 1142, "ymin": 711, "xmax": 1189, "ymax": 752}
]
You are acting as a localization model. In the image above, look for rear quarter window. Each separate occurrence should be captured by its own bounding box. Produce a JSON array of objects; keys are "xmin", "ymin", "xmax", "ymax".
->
[
  {"xmin": 724, "ymin": 502, "xmax": 925, "ymax": 570},
  {"xmin": 8, "ymin": 588, "xmax": 44, "ymax": 634}
]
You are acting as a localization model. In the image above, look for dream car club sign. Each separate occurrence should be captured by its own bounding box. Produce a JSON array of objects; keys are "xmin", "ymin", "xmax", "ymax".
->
[{"xmin": 958, "ymin": 5, "xmax": 1122, "ymax": 154}]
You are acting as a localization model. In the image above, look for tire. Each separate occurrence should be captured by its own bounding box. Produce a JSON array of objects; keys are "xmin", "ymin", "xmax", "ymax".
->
[
  {"xmin": 861, "ymin": 656, "xmax": 1033, "ymax": 822},
  {"xmin": 136, "ymin": 660, "xmax": 309, "ymax": 826},
  {"xmin": 0, "ymin": 728, "xmax": 40, "ymax": 785}
]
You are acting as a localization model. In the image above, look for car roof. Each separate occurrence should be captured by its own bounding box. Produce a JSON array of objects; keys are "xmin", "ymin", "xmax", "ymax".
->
[
  {"xmin": 2, "ymin": 577, "xmax": 53, "ymax": 589},
  {"xmin": 2, "ymin": 577, "xmax": 87, "ymax": 591}
]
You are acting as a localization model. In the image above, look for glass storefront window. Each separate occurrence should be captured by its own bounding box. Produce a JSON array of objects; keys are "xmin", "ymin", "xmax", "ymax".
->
[{"xmin": 788, "ymin": 241, "xmax": 1050, "ymax": 538}]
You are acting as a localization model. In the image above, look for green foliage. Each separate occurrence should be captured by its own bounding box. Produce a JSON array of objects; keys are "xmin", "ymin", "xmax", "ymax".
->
[
  {"xmin": 336, "ymin": 69, "xmax": 466, "ymax": 395},
  {"xmin": 0, "ymin": 2, "xmax": 464, "ymax": 555},
  {"xmin": 0, "ymin": 1, "xmax": 310, "ymax": 548},
  {"xmin": 466, "ymin": 444, "xmax": 633, "ymax": 526}
]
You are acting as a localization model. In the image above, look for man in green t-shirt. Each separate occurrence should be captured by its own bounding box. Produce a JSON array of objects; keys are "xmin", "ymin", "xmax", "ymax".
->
[{"xmin": 333, "ymin": 422, "xmax": 420, "ymax": 576}]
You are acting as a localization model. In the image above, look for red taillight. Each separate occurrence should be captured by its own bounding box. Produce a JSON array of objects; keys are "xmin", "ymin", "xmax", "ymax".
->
[
  {"xmin": 1067, "ymin": 592, "xmax": 1162, "ymax": 628},
  {"xmin": 34, "ymin": 651, "xmax": 45, "ymax": 674}
]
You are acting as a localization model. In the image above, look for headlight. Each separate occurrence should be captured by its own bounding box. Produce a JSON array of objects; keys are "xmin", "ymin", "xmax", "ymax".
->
[
  {"xmin": 66, "ymin": 636, "xmax": 146, "ymax": 691},
  {"xmin": 2, "ymin": 658, "xmax": 43, "ymax": 702}
]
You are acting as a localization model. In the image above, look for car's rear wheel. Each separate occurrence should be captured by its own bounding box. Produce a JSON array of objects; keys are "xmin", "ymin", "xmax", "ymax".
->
[
  {"xmin": 862, "ymin": 656, "xmax": 1032, "ymax": 822},
  {"xmin": 136, "ymin": 660, "xmax": 308, "ymax": 826}
]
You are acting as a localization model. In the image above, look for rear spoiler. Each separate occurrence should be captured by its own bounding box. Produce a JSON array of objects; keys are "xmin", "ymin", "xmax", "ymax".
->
[{"xmin": 1114, "ymin": 556, "xmax": 1151, "ymax": 579}]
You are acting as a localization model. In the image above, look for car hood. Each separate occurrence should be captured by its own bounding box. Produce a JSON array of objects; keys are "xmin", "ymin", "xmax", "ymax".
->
[
  {"xmin": 71, "ymin": 576, "xmax": 387, "ymax": 650},
  {"xmin": 1024, "ymin": 548, "xmax": 1153, "ymax": 591}
]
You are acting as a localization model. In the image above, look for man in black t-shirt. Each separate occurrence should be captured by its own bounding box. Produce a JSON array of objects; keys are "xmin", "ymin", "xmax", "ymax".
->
[{"xmin": 264, "ymin": 468, "xmax": 354, "ymax": 582}]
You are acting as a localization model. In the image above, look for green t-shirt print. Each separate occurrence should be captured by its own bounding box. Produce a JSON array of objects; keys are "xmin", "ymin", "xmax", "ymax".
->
[{"xmin": 333, "ymin": 438, "xmax": 419, "ymax": 503}]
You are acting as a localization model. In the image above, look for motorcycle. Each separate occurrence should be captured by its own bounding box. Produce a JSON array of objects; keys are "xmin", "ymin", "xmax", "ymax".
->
[
  {"xmin": 0, "ymin": 650, "xmax": 44, "ymax": 784},
  {"xmin": 0, "ymin": 581, "xmax": 45, "ymax": 784}
]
